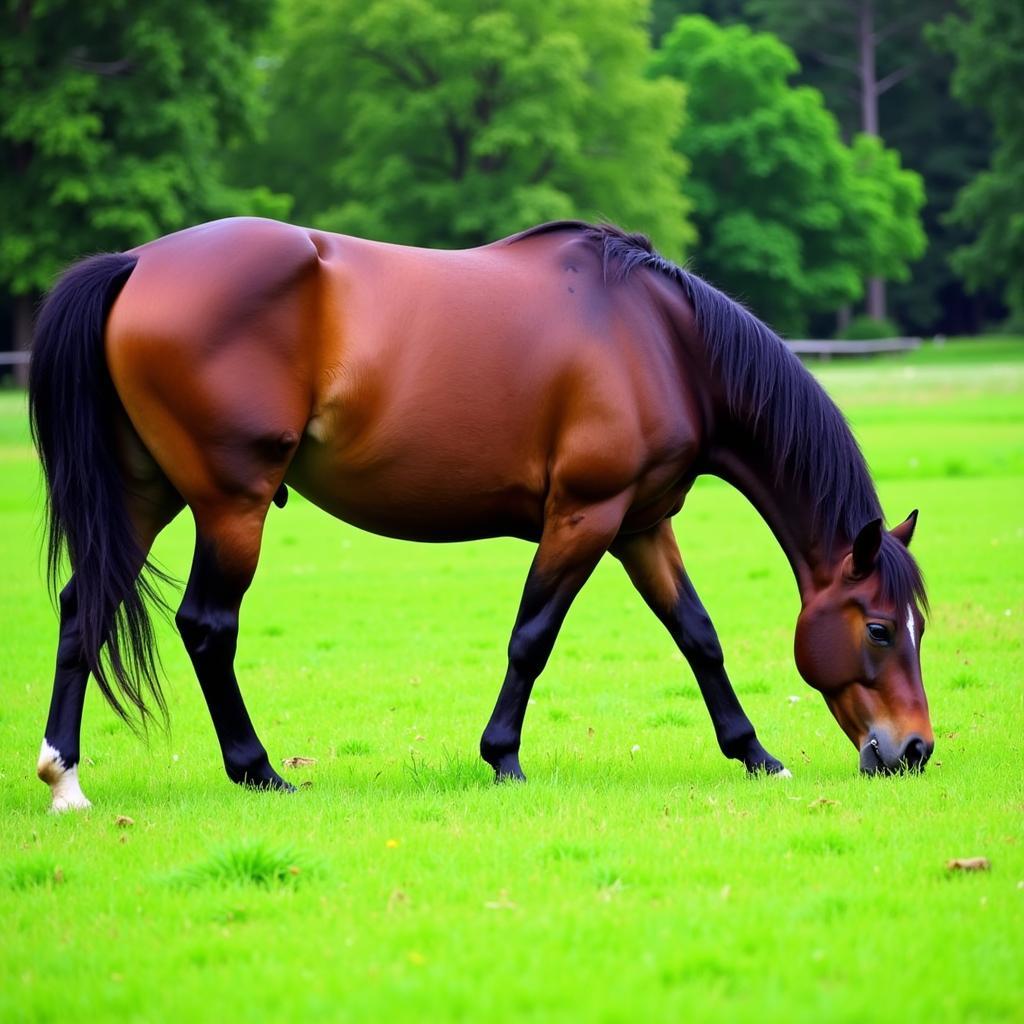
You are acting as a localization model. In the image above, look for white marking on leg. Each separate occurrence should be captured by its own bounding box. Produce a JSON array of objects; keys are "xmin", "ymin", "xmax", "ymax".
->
[
  {"xmin": 906, "ymin": 605, "xmax": 917, "ymax": 650},
  {"xmin": 37, "ymin": 740, "xmax": 91, "ymax": 812},
  {"xmin": 774, "ymin": 768, "xmax": 793, "ymax": 779}
]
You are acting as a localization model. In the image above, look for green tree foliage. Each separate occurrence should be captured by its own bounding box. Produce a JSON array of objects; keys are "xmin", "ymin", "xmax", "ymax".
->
[
  {"xmin": 881, "ymin": 57, "xmax": 997, "ymax": 334},
  {"xmin": 846, "ymin": 134, "xmax": 927, "ymax": 289},
  {"xmin": 244, "ymin": 0, "xmax": 693, "ymax": 256},
  {"xmin": 936, "ymin": 0, "xmax": 1024, "ymax": 321},
  {"xmin": 741, "ymin": 0, "xmax": 996, "ymax": 334},
  {"xmin": 0, "ymin": 1, "xmax": 285, "ymax": 299},
  {"xmin": 652, "ymin": 16, "xmax": 925, "ymax": 336},
  {"xmin": 649, "ymin": 0, "xmax": 747, "ymax": 42}
]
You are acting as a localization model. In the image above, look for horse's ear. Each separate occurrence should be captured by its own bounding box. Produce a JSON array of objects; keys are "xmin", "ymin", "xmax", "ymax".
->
[
  {"xmin": 845, "ymin": 518, "xmax": 883, "ymax": 579},
  {"xmin": 891, "ymin": 509, "xmax": 918, "ymax": 548}
]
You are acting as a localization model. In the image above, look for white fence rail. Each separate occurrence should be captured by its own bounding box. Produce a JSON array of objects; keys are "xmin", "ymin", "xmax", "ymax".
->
[{"xmin": 783, "ymin": 338, "xmax": 921, "ymax": 357}]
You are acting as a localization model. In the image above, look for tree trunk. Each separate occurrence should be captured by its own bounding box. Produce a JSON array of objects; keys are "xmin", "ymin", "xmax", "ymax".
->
[
  {"xmin": 859, "ymin": 0, "xmax": 879, "ymax": 137},
  {"xmin": 13, "ymin": 293, "xmax": 34, "ymax": 388},
  {"xmin": 868, "ymin": 276, "xmax": 884, "ymax": 319},
  {"xmin": 858, "ymin": 0, "xmax": 886, "ymax": 321},
  {"xmin": 836, "ymin": 304, "xmax": 852, "ymax": 335}
]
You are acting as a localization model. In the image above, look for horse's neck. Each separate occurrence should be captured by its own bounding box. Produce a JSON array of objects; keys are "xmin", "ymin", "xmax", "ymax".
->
[
  {"xmin": 663, "ymin": 280, "xmax": 875, "ymax": 602},
  {"xmin": 707, "ymin": 435, "xmax": 845, "ymax": 603}
]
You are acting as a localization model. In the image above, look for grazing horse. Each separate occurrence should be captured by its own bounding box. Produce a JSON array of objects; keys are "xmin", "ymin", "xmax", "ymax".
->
[{"xmin": 28, "ymin": 219, "xmax": 932, "ymax": 811}]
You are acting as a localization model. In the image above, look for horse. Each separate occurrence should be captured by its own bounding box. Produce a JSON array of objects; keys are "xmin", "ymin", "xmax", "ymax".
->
[{"xmin": 28, "ymin": 218, "xmax": 933, "ymax": 811}]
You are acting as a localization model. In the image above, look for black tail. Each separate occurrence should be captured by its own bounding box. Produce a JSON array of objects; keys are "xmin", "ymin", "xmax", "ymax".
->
[{"xmin": 28, "ymin": 252, "xmax": 170, "ymax": 728}]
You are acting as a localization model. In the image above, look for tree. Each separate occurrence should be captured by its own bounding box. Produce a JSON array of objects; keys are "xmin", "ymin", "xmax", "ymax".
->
[
  {"xmin": 747, "ymin": 0, "xmax": 948, "ymax": 138},
  {"xmin": 0, "ymin": 1, "xmax": 286, "ymax": 371},
  {"xmin": 652, "ymin": 16, "xmax": 924, "ymax": 336},
  {"xmin": 649, "ymin": 0, "xmax": 747, "ymax": 42},
  {"xmin": 744, "ymin": 0, "xmax": 950, "ymax": 322},
  {"xmin": 845, "ymin": 134, "xmax": 927, "ymax": 295},
  {"xmin": 935, "ymin": 0, "xmax": 1024, "ymax": 323},
  {"xmin": 881, "ymin": 52, "xmax": 999, "ymax": 334},
  {"xmin": 240, "ymin": 0, "xmax": 693, "ymax": 257}
]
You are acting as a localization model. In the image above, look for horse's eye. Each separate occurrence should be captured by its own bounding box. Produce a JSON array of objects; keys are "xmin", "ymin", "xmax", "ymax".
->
[{"xmin": 866, "ymin": 623, "xmax": 891, "ymax": 646}]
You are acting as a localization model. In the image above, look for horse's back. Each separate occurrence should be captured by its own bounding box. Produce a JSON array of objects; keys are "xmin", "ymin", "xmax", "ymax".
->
[{"xmin": 289, "ymin": 227, "xmax": 692, "ymax": 539}]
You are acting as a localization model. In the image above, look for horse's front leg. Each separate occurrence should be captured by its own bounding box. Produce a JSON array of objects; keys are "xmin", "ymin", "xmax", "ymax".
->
[
  {"xmin": 612, "ymin": 520, "xmax": 788, "ymax": 776},
  {"xmin": 480, "ymin": 494, "xmax": 631, "ymax": 781},
  {"xmin": 37, "ymin": 579, "xmax": 92, "ymax": 811}
]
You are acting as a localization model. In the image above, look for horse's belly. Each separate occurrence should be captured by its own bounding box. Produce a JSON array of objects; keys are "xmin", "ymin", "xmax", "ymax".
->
[{"xmin": 284, "ymin": 434, "xmax": 547, "ymax": 543}]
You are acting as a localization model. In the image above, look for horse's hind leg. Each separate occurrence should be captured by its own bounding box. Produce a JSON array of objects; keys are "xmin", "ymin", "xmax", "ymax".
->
[
  {"xmin": 38, "ymin": 447, "xmax": 182, "ymax": 811},
  {"xmin": 176, "ymin": 498, "xmax": 292, "ymax": 791},
  {"xmin": 611, "ymin": 520, "xmax": 787, "ymax": 776},
  {"xmin": 480, "ymin": 493, "xmax": 631, "ymax": 781},
  {"xmin": 37, "ymin": 577, "xmax": 97, "ymax": 810}
]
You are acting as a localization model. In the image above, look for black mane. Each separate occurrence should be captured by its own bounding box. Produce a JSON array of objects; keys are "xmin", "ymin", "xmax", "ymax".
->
[{"xmin": 509, "ymin": 221, "xmax": 927, "ymax": 612}]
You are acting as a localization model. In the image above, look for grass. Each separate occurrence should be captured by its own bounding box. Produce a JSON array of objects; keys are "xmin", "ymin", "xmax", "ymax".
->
[
  {"xmin": 170, "ymin": 839, "xmax": 319, "ymax": 890},
  {"xmin": 1, "ymin": 337, "xmax": 1022, "ymax": 1022}
]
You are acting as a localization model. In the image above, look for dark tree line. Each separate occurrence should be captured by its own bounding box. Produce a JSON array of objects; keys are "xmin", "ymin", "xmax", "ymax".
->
[{"xmin": 1, "ymin": 0, "xmax": 1019, "ymax": 370}]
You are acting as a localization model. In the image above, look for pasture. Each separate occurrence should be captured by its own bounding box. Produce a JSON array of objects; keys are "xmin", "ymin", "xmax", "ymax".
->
[{"xmin": 1, "ymin": 339, "xmax": 1022, "ymax": 1022}]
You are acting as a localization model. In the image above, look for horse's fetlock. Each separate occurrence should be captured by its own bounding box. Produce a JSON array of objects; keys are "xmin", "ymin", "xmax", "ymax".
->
[
  {"xmin": 37, "ymin": 740, "xmax": 91, "ymax": 811},
  {"xmin": 719, "ymin": 728, "xmax": 757, "ymax": 761},
  {"xmin": 481, "ymin": 732, "xmax": 518, "ymax": 765},
  {"xmin": 224, "ymin": 743, "xmax": 272, "ymax": 784}
]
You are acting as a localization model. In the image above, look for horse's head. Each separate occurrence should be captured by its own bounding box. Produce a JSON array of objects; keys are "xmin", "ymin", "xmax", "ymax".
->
[{"xmin": 795, "ymin": 511, "xmax": 933, "ymax": 774}]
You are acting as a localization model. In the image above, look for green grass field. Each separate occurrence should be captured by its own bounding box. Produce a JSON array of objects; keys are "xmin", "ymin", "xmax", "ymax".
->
[{"xmin": 1, "ymin": 339, "xmax": 1022, "ymax": 1022}]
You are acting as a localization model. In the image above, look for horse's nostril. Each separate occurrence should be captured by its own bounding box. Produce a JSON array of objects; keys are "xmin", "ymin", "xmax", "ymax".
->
[{"xmin": 900, "ymin": 735, "xmax": 932, "ymax": 770}]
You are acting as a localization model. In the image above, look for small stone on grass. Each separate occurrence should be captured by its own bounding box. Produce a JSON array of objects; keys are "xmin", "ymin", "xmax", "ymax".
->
[
  {"xmin": 946, "ymin": 857, "xmax": 990, "ymax": 872},
  {"xmin": 282, "ymin": 756, "xmax": 317, "ymax": 768}
]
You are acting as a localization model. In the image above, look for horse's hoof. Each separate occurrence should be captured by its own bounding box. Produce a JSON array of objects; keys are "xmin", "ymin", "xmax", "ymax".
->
[
  {"xmin": 50, "ymin": 792, "xmax": 93, "ymax": 813},
  {"xmin": 38, "ymin": 741, "xmax": 92, "ymax": 812},
  {"xmin": 244, "ymin": 774, "xmax": 296, "ymax": 793},
  {"xmin": 493, "ymin": 756, "xmax": 527, "ymax": 783},
  {"xmin": 231, "ymin": 757, "xmax": 296, "ymax": 792},
  {"xmin": 745, "ymin": 756, "xmax": 789, "ymax": 777}
]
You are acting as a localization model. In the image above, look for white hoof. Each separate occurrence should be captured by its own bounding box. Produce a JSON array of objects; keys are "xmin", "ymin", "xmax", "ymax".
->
[
  {"xmin": 37, "ymin": 741, "xmax": 92, "ymax": 812},
  {"xmin": 50, "ymin": 791, "xmax": 93, "ymax": 813},
  {"xmin": 774, "ymin": 768, "xmax": 794, "ymax": 779}
]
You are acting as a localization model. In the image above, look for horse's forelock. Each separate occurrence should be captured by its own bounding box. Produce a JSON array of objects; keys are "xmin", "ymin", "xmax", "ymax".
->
[{"xmin": 877, "ymin": 533, "xmax": 929, "ymax": 617}]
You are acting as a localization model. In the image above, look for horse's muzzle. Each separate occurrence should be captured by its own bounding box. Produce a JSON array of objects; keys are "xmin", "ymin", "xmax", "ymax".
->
[{"xmin": 859, "ymin": 730, "xmax": 934, "ymax": 775}]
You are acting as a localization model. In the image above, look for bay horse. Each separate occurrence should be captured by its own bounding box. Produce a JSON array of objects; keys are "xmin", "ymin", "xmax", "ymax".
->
[{"xmin": 28, "ymin": 218, "xmax": 932, "ymax": 811}]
